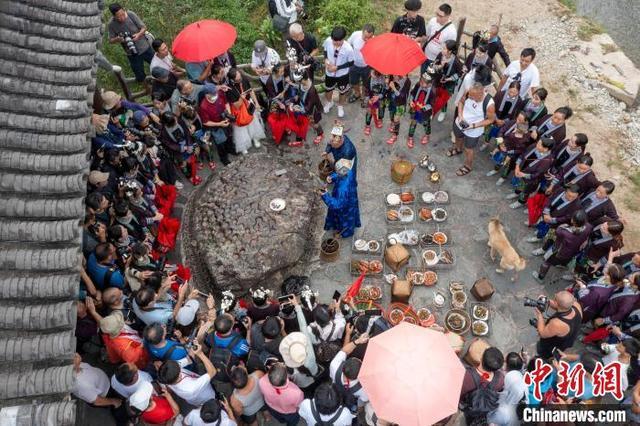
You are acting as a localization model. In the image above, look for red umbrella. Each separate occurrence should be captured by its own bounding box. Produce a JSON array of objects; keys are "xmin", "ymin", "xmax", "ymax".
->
[
  {"xmin": 171, "ymin": 20, "xmax": 237, "ymax": 62},
  {"xmin": 361, "ymin": 32, "xmax": 426, "ymax": 75}
]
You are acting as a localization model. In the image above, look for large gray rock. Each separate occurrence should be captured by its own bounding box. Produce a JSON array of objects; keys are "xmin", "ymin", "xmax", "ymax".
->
[{"xmin": 187, "ymin": 154, "xmax": 319, "ymax": 294}]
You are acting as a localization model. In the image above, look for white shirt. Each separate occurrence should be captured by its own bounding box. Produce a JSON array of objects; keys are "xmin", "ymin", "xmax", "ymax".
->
[
  {"xmin": 502, "ymin": 60, "xmax": 540, "ymax": 99},
  {"xmin": 72, "ymin": 363, "xmax": 110, "ymax": 404},
  {"xmin": 150, "ymin": 53, "xmax": 174, "ymax": 72},
  {"xmin": 168, "ymin": 368, "xmax": 216, "ymax": 407},
  {"xmin": 251, "ymin": 48, "xmax": 281, "ymax": 84},
  {"xmin": 307, "ymin": 311, "xmax": 346, "ymax": 344},
  {"xmin": 457, "ymin": 95, "xmax": 494, "ymax": 137},
  {"xmin": 347, "ymin": 31, "xmax": 368, "ymax": 68},
  {"xmin": 323, "ymin": 38, "xmax": 355, "ymax": 78},
  {"xmin": 111, "ymin": 370, "xmax": 153, "ymax": 398},
  {"xmin": 298, "ymin": 399, "xmax": 354, "ymax": 426},
  {"xmin": 424, "ymin": 17, "xmax": 457, "ymax": 60},
  {"xmin": 184, "ymin": 407, "xmax": 237, "ymax": 426},
  {"xmin": 329, "ymin": 351, "xmax": 369, "ymax": 404}
]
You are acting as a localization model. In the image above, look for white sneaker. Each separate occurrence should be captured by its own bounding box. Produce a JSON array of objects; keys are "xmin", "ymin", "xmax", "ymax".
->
[
  {"xmin": 324, "ymin": 101, "xmax": 334, "ymax": 113},
  {"xmin": 526, "ymin": 236, "xmax": 541, "ymax": 243},
  {"xmin": 174, "ymin": 181, "xmax": 184, "ymax": 190},
  {"xmin": 505, "ymin": 193, "xmax": 519, "ymax": 200},
  {"xmin": 337, "ymin": 105, "xmax": 345, "ymax": 118},
  {"xmin": 496, "ymin": 177, "xmax": 505, "ymax": 186},
  {"xmin": 437, "ymin": 111, "xmax": 446, "ymax": 122},
  {"xmin": 509, "ymin": 201, "xmax": 523, "ymax": 209},
  {"xmin": 252, "ymin": 139, "xmax": 261, "ymax": 148},
  {"xmin": 532, "ymin": 248, "xmax": 545, "ymax": 256},
  {"xmin": 486, "ymin": 170, "xmax": 498, "ymax": 177},
  {"xmin": 241, "ymin": 150, "xmax": 249, "ymax": 155}
]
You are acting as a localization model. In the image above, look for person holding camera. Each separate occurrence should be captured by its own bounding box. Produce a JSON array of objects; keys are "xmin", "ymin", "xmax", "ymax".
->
[
  {"xmin": 87, "ymin": 242, "xmax": 127, "ymax": 291},
  {"xmin": 533, "ymin": 290, "xmax": 582, "ymax": 359},
  {"xmin": 107, "ymin": 3, "xmax": 154, "ymax": 83}
]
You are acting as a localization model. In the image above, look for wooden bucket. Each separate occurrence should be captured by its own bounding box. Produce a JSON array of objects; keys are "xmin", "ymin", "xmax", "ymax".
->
[
  {"xmin": 318, "ymin": 159, "xmax": 333, "ymax": 181},
  {"xmin": 320, "ymin": 237, "xmax": 340, "ymax": 262},
  {"xmin": 390, "ymin": 159, "xmax": 415, "ymax": 184}
]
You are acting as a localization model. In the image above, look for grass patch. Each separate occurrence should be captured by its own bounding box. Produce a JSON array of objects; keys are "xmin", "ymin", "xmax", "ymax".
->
[
  {"xmin": 558, "ymin": 0, "xmax": 577, "ymax": 12},
  {"xmin": 603, "ymin": 76, "xmax": 626, "ymax": 90},
  {"xmin": 577, "ymin": 19, "xmax": 604, "ymax": 41},
  {"xmin": 566, "ymin": 87, "xmax": 578, "ymax": 99},
  {"xmin": 582, "ymin": 104, "xmax": 599, "ymax": 114},
  {"xmin": 600, "ymin": 43, "xmax": 618, "ymax": 54}
]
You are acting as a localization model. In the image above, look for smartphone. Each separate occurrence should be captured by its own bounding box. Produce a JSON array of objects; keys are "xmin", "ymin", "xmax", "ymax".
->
[
  {"xmin": 365, "ymin": 309, "xmax": 383, "ymax": 316},
  {"xmin": 332, "ymin": 290, "xmax": 341, "ymax": 301},
  {"xmin": 278, "ymin": 294, "xmax": 294, "ymax": 304},
  {"xmin": 552, "ymin": 347, "xmax": 561, "ymax": 362}
]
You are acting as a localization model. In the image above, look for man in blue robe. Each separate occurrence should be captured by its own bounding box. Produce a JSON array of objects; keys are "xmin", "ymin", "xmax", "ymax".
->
[
  {"xmin": 322, "ymin": 124, "xmax": 357, "ymax": 177},
  {"xmin": 320, "ymin": 158, "xmax": 361, "ymax": 238}
]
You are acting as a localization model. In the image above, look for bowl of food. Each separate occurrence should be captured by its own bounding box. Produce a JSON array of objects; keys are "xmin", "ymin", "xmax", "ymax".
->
[
  {"xmin": 432, "ymin": 231, "xmax": 447, "ymax": 245},
  {"xmin": 430, "ymin": 171, "xmax": 441, "ymax": 183},
  {"xmin": 451, "ymin": 290, "xmax": 467, "ymax": 308},
  {"xmin": 358, "ymin": 287, "xmax": 370, "ymax": 300},
  {"xmin": 421, "ymin": 191, "xmax": 435, "ymax": 203},
  {"xmin": 439, "ymin": 249, "xmax": 454, "ymax": 265},
  {"xmin": 423, "ymin": 270, "xmax": 438, "ymax": 286},
  {"xmin": 269, "ymin": 198, "xmax": 286, "ymax": 212},
  {"xmin": 369, "ymin": 286, "xmax": 382, "ymax": 300},
  {"xmin": 389, "ymin": 308, "xmax": 405, "ymax": 325},
  {"xmin": 368, "ymin": 260, "xmax": 383, "ymax": 274},
  {"xmin": 449, "ymin": 281, "xmax": 464, "ymax": 293},
  {"xmin": 445, "ymin": 309, "xmax": 470, "ymax": 333},
  {"xmin": 403, "ymin": 316, "xmax": 417, "ymax": 325},
  {"xmin": 420, "ymin": 233, "xmax": 434, "ymax": 245},
  {"xmin": 472, "ymin": 304, "xmax": 489, "ymax": 321},
  {"xmin": 418, "ymin": 208, "xmax": 432, "ymax": 221},
  {"xmin": 411, "ymin": 272, "xmax": 425, "ymax": 286},
  {"xmin": 417, "ymin": 307, "xmax": 433, "ymax": 321},
  {"xmin": 434, "ymin": 291, "xmax": 446, "ymax": 308},
  {"xmin": 434, "ymin": 191, "xmax": 449, "ymax": 203},
  {"xmin": 387, "ymin": 210, "xmax": 399, "ymax": 221},
  {"xmin": 400, "ymin": 192, "xmax": 415, "ymax": 203},
  {"xmin": 398, "ymin": 206, "xmax": 414, "ymax": 223},
  {"xmin": 433, "ymin": 208, "xmax": 447, "ymax": 222},
  {"xmin": 354, "ymin": 239, "xmax": 367, "ymax": 251},
  {"xmin": 422, "ymin": 250, "xmax": 439, "ymax": 266},
  {"xmin": 386, "ymin": 193, "xmax": 401, "ymax": 206},
  {"xmin": 368, "ymin": 240, "xmax": 380, "ymax": 253},
  {"xmin": 472, "ymin": 320, "xmax": 489, "ymax": 336}
]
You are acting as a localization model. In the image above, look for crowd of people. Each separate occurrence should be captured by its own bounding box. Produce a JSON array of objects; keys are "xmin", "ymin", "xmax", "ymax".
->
[{"xmin": 71, "ymin": 0, "xmax": 640, "ymax": 425}]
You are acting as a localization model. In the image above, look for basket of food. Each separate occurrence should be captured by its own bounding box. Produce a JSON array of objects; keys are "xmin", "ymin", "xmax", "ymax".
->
[
  {"xmin": 418, "ymin": 207, "xmax": 433, "ymax": 222},
  {"xmin": 422, "ymin": 249, "xmax": 439, "ymax": 267},
  {"xmin": 420, "ymin": 231, "xmax": 450, "ymax": 247},
  {"xmin": 354, "ymin": 238, "xmax": 382, "ymax": 254},
  {"xmin": 423, "ymin": 270, "xmax": 438, "ymax": 286},
  {"xmin": 397, "ymin": 206, "xmax": 415, "ymax": 223},
  {"xmin": 472, "ymin": 320, "xmax": 490, "ymax": 337},
  {"xmin": 386, "ymin": 302, "xmax": 418, "ymax": 326},
  {"xmin": 449, "ymin": 281, "xmax": 465, "ymax": 293},
  {"xmin": 416, "ymin": 307, "xmax": 436, "ymax": 327},
  {"xmin": 386, "ymin": 191, "xmax": 416, "ymax": 207},
  {"xmin": 444, "ymin": 309, "xmax": 471, "ymax": 334},
  {"xmin": 433, "ymin": 190, "xmax": 450, "ymax": 204},
  {"xmin": 391, "ymin": 159, "xmax": 415, "ymax": 184},
  {"xmin": 350, "ymin": 259, "xmax": 384, "ymax": 276},
  {"xmin": 406, "ymin": 269, "xmax": 425, "ymax": 286}
]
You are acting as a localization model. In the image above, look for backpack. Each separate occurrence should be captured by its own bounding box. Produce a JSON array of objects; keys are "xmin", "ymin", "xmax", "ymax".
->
[
  {"xmin": 333, "ymin": 361, "xmax": 362, "ymax": 410},
  {"xmin": 464, "ymin": 367, "xmax": 500, "ymax": 420},
  {"xmin": 309, "ymin": 400, "xmax": 347, "ymax": 426},
  {"xmin": 209, "ymin": 335, "xmax": 243, "ymax": 382},
  {"xmin": 312, "ymin": 322, "xmax": 341, "ymax": 365}
]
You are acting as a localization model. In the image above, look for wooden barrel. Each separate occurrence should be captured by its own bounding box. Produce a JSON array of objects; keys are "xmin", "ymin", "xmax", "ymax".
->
[
  {"xmin": 320, "ymin": 237, "xmax": 340, "ymax": 262},
  {"xmin": 318, "ymin": 159, "xmax": 332, "ymax": 181},
  {"xmin": 390, "ymin": 159, "xmax": 415, "ymax": 184}
]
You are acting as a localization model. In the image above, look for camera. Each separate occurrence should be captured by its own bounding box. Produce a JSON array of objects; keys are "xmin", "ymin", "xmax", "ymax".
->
[
  {"xmin": 116, "ymin": 245, "xmax": 132, "ymax": 260},
  {"xmin": 529, "ymin": 318, "xmax": 538, "ymax": 327},
  {"xmin": 459, "ymin": 120, "xmax": 470, "ymax": 129},
  {"xmin": 221, "ymin": 111, "xmax": 236, "ymax": 123},
  {"xmin": 120, "ymin": 32, "xmax": 138, "ymax": 55},
  {"xmin": 524, "ymin": 296, "xmax": 549, "ymax": 312}
]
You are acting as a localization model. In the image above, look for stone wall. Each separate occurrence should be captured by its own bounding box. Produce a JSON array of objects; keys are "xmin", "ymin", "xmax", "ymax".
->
[{"xmin": 576, "ymin": 0, "xmax": 640, "ymax": 67}]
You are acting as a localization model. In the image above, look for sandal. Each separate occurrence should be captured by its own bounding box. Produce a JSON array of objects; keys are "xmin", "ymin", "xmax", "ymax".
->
[
  {"xmin": 407, "ymin": 137, "xmax": 414, "ymax": 149},
  {"xmin": 420, "ymin": 135, "xmax": 429, "ymax": 145},
  {"xmin": 386, "ymin": 135, "xmax": 397, "ymax": 145},
  {"xmin": 313, "ymin": 134, "xmax": 323, "ymax": 145},
  {"xmin": 364, "ymin": 126, "xmax": 371, "ymax": 136},
  {"xmin": 456, "ymin": 165, "xmax": 472, "ymax": 176},
  {"xmin": 446, "ymin": 147, "xmax": 463, "ymax": 157}
]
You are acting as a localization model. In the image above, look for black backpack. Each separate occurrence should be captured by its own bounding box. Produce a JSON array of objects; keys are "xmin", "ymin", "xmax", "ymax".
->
[
  {"xmin": 333, "ymin": 361, "xmax": 362, "ymax": 410},
  {"xmin": 464, "ymin": 367, "xmax": 500, "ymax": 420},
  {"xmin": 209, "ymin": 335, "xmax": 243, "ymax": 382}
]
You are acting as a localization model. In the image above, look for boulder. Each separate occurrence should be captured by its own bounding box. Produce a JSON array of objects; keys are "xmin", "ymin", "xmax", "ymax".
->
[{"xmin": 186, "ymin": 154, "xmax": 319, "ymax": 294}]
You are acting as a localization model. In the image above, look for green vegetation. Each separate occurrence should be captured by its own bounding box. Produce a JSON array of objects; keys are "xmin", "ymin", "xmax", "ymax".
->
[
  {"xmin": 600, "ymin": 43, "xmax": 618, "ymax": 55},
  {"xmin": 558, "ymin": 0, "xmax": 577, "ymax": 12},
  {"xmin": 577, "ymin": 19, "xmax": 604, "ymax": 42},
  {"xmin": 99, "ymin": 0, "xmax": 387, "ymax": 91}
]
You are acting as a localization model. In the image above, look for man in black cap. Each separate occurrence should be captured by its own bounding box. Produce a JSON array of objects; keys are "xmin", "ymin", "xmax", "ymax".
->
[
  {"xmin": 251, "ymin": 40, "xmax": 281, "ymax": 90},
  {"xmin": 391, "ymin": 0, "xmax": 427, "ymax": 44}
]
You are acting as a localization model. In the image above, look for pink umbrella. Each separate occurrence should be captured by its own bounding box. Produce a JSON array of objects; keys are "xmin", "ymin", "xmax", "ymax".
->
[{"xmin": 359, "ymin": 322, "xmax": 465, "ymax": 425}]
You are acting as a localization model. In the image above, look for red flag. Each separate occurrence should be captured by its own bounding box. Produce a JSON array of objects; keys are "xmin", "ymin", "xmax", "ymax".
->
[
  {"xmin": 346, "ymin": 272, "xmax": 366, "ymax": 300},
  {"xmin": 527, "ymin": 193, "xmax": 548, "ymax": 226}
]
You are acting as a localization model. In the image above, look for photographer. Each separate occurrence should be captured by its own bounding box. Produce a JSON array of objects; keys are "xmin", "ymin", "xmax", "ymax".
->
[
  {"xmin": 532, "ymin": 290, "xmax": 582, "ymax": 359},
  {"xmin": 286, "ymin": 23, "xmax": 319, "ymax": 82},
  {"xmin": 87, "ymin": 242, "xmax": 126, "ymax": 291},
  {"xmin": 107, "ymin": 3, "xmax": 154, "ymax": 83},
  {"xmin": 132, "ymin": 278, "xmax": 189, "ymax": 326}
]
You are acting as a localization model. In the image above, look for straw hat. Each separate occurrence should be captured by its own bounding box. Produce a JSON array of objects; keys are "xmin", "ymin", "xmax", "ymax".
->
[
  {"xmin": 99, "ymin": 311, "xmax": 124, "ymax": 338},
  {"xmin": 279, "ymin": 332, "xmax": 309, "ymax": 368},
  {"xmin": 101, "ymin": 91, "xmax": 121, "ymax": 110}
]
